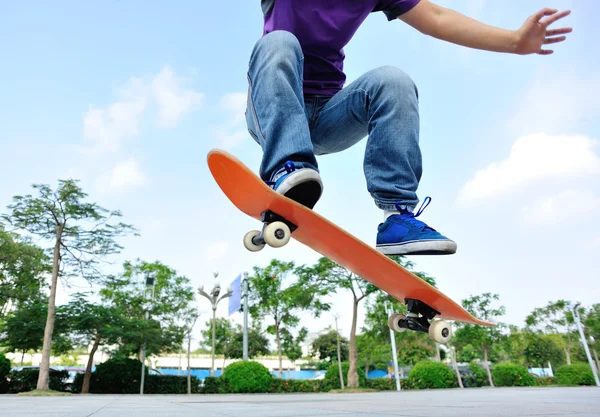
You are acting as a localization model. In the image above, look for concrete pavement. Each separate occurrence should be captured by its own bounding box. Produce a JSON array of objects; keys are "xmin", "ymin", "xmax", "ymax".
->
[{"xmin": 0, "ymin": 387, "xmax": 598, "ymax": 416}]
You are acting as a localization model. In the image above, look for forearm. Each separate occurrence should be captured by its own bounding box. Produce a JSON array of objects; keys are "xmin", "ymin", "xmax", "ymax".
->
[{"xmin": 403, "ymin": 2, "xmax": 519, "ymax": 53}]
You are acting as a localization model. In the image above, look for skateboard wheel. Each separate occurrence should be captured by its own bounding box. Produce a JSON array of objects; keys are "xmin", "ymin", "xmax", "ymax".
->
[
  {"xmin": 243, "ymin": 230, "xmax": 264, "ymax": 252},
  {"xmin": 388, "ymin": 313, "xmax": 406, "ymax": 333},
  {"xmin": 429, "ymin": 320, "xmax": 452, "ymax": 344},
  {"xmin": 263, "ymin": 221, "xmax": 291, "ymax": 248}
]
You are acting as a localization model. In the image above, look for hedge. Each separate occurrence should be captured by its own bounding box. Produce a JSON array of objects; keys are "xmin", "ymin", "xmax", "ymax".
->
[
  {"xmin": 491, "ymin": 363, "xmax": 535, "ymax": 387},
  {"xmin": 0, "ymin": 353, "xmax": 10, "ymax": 394},
  {"xmin": 408, "ymin": 361, "xmax": 457, "ymax": 389},
  {"xmin": 555, "ymin": 363, "xmax": 595, "ymax": 386},
  {"xmin": 7, "ymin": 368, "xmax": 68, "ymax": 393}
]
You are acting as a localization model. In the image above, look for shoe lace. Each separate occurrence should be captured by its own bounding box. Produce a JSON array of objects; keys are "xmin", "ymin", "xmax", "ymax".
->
[
  {"xmin": 395, "ymin": 196, "xmax": 433, "ymax": 229},
  {"xmin": 265, "ymin": 161, "xmax": 296, "ymax": 188}
]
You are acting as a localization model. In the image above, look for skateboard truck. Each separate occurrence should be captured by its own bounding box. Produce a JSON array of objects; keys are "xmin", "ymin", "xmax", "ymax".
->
[
  {"xmin": 243, "ymin": 210, "xmax": 297, "ymax": 252},
  {"xmin": 388, "ymin": 298, "xmax": 453, "ymax": 344}
]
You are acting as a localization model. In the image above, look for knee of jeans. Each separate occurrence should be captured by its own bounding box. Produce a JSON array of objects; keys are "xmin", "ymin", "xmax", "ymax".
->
[
  {"xmin": 369, "ymin": 66, "xmax": 418, "ymax": 99},
  {"xmin": 251, "ymin": 30, "xmax": 303, "ymax": 65}
]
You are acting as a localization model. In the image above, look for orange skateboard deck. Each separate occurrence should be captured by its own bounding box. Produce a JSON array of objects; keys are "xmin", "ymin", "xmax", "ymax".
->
[{"xmin": 207, "ymin": 149, "xmax": 494, "ymax": 342}]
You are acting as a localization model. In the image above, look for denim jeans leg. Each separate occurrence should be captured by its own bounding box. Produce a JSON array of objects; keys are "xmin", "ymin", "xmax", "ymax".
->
[
  {"xmin": 309, "ymin": 66, "xmax": 422, "ymax": 211},
  {"xmin": 245, "ymin": 30, "xmax": 318, "ymax": 182}
]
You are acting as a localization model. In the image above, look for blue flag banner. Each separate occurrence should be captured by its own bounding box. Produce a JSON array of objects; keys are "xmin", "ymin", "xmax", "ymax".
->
[{"xmin": 228, "ymin": 274, "xmax": 242, "ymax": 316}]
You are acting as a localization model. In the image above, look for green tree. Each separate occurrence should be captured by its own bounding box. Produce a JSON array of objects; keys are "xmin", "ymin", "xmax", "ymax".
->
[
  {"xmin": 454, "ymin": 293, "xmax": 506, "ymax": 387},
  {"xmin": 583, "ymin": 304, "xmax": 600, "ymax": 371},
  {"xmin": 248, "ymin": 259, "xmax": 330, "ymax": 377},
  {"xmin": 61, "ymin": 293, "xmax": 126, "ymax": 394},
  {"xmin": 100, "ymin": 259, "xmax": 195, "ymax": 359},
  {"xmin": 356, "ymin": 333, "xmax": 390, "ymax": 377},
  {"xmin": 311, "ymin": 328, "xmax": 349, "ymax": 363},
  {"xmin": 1, "ymin": 179, "xmax": 137, "ymax": 390},
  {"xmin": 0, "ymin": 295, "xmax": 71, "ymax": 363},
  {"xmin": 526, "ymin": 300, "xmax": 578, "ymax": 365},
  {"xmin": 225, "ymin": 327, "xmax": 271, "ymax": 359},
  {"xmin": 524, "ymin": 333, "xmax": 564, "ymax": 369},
  {"xmin": 281, "ymin": 327, "xmax": 308, "ymax": 374},
  {"xmin": 0, "ymin": 226, "xmax": 49, "ymax": 316},
  {"xmin": 297, "ymin": 257, "xmax": 379, "ymax": 388}
]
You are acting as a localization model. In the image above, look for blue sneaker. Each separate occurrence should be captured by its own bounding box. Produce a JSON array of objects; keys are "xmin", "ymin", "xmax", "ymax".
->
[
  {"xmin": 267, "ymin": 161, "xmax": 323, "ymax": 209},
  {"xmin": 376, "ymin": 197, "xmax": 457, "ymax": 255}
]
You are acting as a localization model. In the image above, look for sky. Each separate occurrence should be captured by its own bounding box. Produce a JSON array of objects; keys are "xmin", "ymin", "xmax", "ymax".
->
[{"xmin": 1, "ymin": 0, "xmax": 598, "ymax": 350}]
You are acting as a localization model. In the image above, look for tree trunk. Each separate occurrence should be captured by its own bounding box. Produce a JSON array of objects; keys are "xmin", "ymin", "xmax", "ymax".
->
[
  {"xmin": 81, "ymin": 334, "xmax": 101, "ymax": 394},
  {"xmin": 483, "ymin": 346, "xmax": 494, "ymax": 387},
  {"xmin": 21, "ymin": 350, "xmax": 25, "ymax": 365},
  {"xmin": 564, "ymin": 346, "xmax": 572, "ymax": 365},
  {"xmin": 592, "ymin": 349, "xmax": 600, "ymax": 375},
  {"xmin": 36, "ymin": 224, "xmax": 62, "ymax": 391},
  {"xmin": 347, "ymin": 299, "xmax": 360, "ymax": 388},
  {"xmin": 275, "ymin": 325, "xmax": 283, "ymax": 378},
  {"xmin": 451, "ymin": 347, "xmax": 464, "ymax": 388}
]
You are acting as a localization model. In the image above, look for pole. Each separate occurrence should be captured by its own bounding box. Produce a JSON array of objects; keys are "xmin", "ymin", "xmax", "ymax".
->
[
  {"xmin": 140, "ymin": 309, "xmax": 148, "ymax": 395},
  {"xmin": 334, "ymin": 315, "xmax": 344, "ymax": 390},
  {"xmin": 187, "ymin": 330, "xmax": 192, "ymax": 394},
  {"xmin": 211, "ymin": 305, "xmax": 216, "ymax": 377},
  {"xmin": 243, "ymin": 272, "xmax": 249, "ymax": 361},
  {"xmin": 572, "ymin": 303, "xmax": 600, "ymax": 386},
  {"xmin": 385, "ymin": 302, "xmax": 401, "ymax": 391}
]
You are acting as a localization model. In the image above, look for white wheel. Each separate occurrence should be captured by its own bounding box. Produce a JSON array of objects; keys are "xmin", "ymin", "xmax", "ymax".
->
[
  {"xmin": 429, "ymin": 320, "xmax": 452, "ymax": 344},
  {"xmin": 263, "ymin": 221, "xmax": 291, "ymax": 248},
  {"xmin": 243, "ymin": 230, "xmax": 264, "ymax": 252},
  {"xmin": 387, "ymin": 313, "xmax": 406, "ymax": 333}
]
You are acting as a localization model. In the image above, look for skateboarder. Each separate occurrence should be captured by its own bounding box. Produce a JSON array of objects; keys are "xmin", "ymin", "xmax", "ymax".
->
[{"xmin": 244, "ymin": 1, "xmax": 571, "ymax": 255}]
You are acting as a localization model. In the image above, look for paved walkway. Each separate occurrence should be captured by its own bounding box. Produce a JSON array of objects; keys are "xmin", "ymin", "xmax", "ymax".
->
[{"xmin": 1, "ymin": 387, "xmax": 598, "ymax": 416}]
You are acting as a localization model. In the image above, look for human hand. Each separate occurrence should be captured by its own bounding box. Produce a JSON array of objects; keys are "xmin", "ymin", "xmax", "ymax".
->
[{"xmin": 514, "ymin": 8, "xmax": 572, "ymax": 55}]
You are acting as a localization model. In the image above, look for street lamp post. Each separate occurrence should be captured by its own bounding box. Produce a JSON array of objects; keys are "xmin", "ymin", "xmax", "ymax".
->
[
  {"xmin": 571, "ymin": 302, "xmax": 600, "ymax": 386},
  {"xmin": 198, "ymin": 270, "xmax": 232, "ymax": 377}
]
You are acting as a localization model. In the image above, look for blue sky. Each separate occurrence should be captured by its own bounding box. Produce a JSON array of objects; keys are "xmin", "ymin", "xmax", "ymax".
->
[{"xmin": 1, "ymin": 0, "xmax": 598, "ymax": 347}]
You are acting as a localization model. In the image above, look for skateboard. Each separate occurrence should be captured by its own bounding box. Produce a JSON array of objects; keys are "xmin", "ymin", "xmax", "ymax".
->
[{"xmin": 207, "ymin": 149, "xmax": 495, "ymax": 344}]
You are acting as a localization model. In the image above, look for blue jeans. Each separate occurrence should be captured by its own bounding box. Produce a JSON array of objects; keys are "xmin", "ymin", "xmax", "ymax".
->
[{"xmin": 245, "ymin": 30, "xmax": 422, "ymax": 211}]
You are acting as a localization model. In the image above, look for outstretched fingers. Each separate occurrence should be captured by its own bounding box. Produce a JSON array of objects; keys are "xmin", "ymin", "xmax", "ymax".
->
[{"xmin": 541, "ymin": 9, "xmax": 571, "ymax": 26}]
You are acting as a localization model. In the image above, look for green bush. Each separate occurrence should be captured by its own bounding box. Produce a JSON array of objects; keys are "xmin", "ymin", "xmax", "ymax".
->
[
  {"xmin": 8, "ymin": 368, "xmax": 69, "ymax": 393},
  {"xmin": 270, "ymin": 378, "xmax": 324, "ymax": 393},
  {"xmin": 90, "ymin": 357, "xmax": 145, "ymax": 394},
  {"xmin": 535, "ymin": 376, "xmax": 557, "ymax": 386},
  {"xmin": 323, "ymin": 362, "xmax": 367, "ymax": 390},
  {"xmin": 144, "ymin": 375, "xmax": 201, "ymax": 394},
  {"xmin": 0, "ymin": 353, "xmax": 11, "ymax": 394},
  {"xmin": 408, "ymin": 361, "xmax": 456, "ymax": 389},
  {"xmin": 364, "ymin": 378, "xmax": 396, "ymax": 391},
  {"xmin": 463, "ymin": 363, "xmax": 489, "ymax": 388},
  {"xmin": 491, "ymin": 363, "xmax": 535, "ymax": 387},
  {"xmin": 221, "ymin": 361, "xmax": 272, "ymax": 393},
  {"xmin": 202, "ymin": 376, "xmax": 224, "ymax": 394},
  {"xmin": 555, "ymin": 363, "xmax": 595, "ymax": 386}
]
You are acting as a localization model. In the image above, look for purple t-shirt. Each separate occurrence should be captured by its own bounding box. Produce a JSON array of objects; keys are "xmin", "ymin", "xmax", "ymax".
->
[{"xmin": 261, "ymin": 0, "xmax": 421, "ymax": 96}]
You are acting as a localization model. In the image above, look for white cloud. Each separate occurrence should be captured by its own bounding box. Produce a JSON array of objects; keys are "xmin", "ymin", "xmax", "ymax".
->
[
  {"xmin": 458, "ymin": 133, "xmax": 600, "ymax": 206},
  {"xmin": 510, "ymin": 73, "xmax": 600, "ymax": 136},
  {"xmin": 214, "ymin": 128, "xmax": 248, "ymax": 150},
  {"xmin": 83, "ymin": 79, "xmax": 147, "ymax": 154},
  {"xmin": 213, "ymin": 91, "xmax": 250, "ymax": 150},
  {"xmin": 204, "ymin": 241, "xmax": 229, "ymax": 262},
  {"xmin": 98, "ymin": 157, "xmax": 147, "ymax": 193},
  {"xmin": 152, "ymin": 66, "xmax": 203, "ymax": 128},
  {"xmin": 521, "ymin": 190, "xmax": 600, "ymax": 226},
  {"xmin": 220, "ymin": 92, "xmax": 247, "ymax": 125},
  {"xmin": 82, "ymin": 67, "xmax": 203, "ymax": 153}
]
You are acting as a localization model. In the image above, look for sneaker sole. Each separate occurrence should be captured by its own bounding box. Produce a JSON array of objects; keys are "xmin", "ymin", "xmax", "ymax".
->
[{"xmin": 376, "ymin": 239, "xmax": 457, "ymax": 255}]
